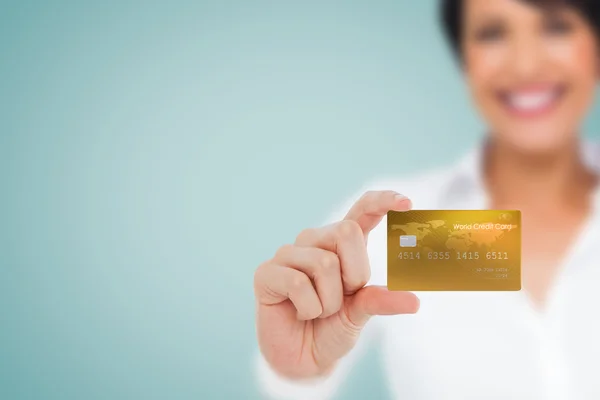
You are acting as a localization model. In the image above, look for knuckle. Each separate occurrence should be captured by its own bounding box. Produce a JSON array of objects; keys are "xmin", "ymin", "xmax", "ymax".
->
[
  {"xmin": 274, "ymin": 243, "xmax": 294, "ymax": 260},
  {"xmin": 337, "ymin": 219, "xmax": 361, "ymax": 239},
  {"xmin": 319, "ymin": 253, "xmax": 339, "ymax": 273},
  {"xmin": 290, "ymin": 274, "xmax": 310, "ymax": 292},
  {"xmin": 253, "ymin": 262, "xmax": 268, "ymax": 283},
  {"xmin": 295, "ymin": 227, "xmax": 316, "ymax": 244},
  {"xmin": 253, "ymin": 262, "xmax": 271, "ymax": 296},
  {"xmin": 346, "ymin": 270, "xmax": 370, "ymax": 290},
  {"xmin": 360, "ymin": 190, "xmax": 377, "ymax": 204}
]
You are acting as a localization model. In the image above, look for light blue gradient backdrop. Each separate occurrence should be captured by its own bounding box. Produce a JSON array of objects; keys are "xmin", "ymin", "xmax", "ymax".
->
[{"xmin": 2, "ymin": 1, "xmax": 599, "ymax": 399}]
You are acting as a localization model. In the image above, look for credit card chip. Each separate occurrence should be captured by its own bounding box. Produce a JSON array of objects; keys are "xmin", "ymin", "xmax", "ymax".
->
[{"xmin": 400, "ymin": 235, "xmax": 417, "ymax": 247}]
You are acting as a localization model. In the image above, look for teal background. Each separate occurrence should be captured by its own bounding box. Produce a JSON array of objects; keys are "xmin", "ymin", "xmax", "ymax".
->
[{"xmin": 1, "ymin": 1, "xmax": 599, "ymax": 399}]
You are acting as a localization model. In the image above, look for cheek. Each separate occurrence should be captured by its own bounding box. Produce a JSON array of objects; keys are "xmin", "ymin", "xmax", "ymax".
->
[
  {"xmin": 548, "ymin": 38, "xmax": 598, "ymax": 83},
  {"xmin": 549, "ymin": 38, "xmax": 599, "ymax": 123},
  {"xmin": 465, "ymin": 46, "xmax": 508, "ymax": 80},
  {"xmin": 463, "ymin": 46, "xmax": 507, "ymax": 107}
]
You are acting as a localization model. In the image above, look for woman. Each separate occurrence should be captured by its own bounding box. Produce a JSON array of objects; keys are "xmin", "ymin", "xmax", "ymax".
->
[{"xmin": 254, "ymin": 0, "xmax": 600, "ymax": 399}]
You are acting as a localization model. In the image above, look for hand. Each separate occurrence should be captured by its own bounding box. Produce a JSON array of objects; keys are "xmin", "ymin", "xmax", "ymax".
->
[{"xmin": 254, "ymin": 191, "xmax": 420, "ymax": 379}]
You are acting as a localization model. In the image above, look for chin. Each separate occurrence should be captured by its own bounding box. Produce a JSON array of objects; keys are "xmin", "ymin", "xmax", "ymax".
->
[{"xmin": 499, "ymin": 132, "xmax": 576, "ymax": 156}]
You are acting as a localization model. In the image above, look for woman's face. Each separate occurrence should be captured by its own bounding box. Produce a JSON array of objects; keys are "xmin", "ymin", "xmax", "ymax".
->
[{"xmin": 462, "ymin": 0, "xmax": 599, "ymax": 153}]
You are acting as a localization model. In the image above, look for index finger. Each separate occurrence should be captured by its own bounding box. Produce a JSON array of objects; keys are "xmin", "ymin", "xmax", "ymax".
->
[{"xmin": 344, "ymin": 190, "xmax": 412, "ymax": 234}]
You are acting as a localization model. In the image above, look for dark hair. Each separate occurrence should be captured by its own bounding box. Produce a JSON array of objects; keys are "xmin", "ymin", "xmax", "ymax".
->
[{"xmin": 441, "ymin": 0, "xmax": 600, "ymax": 56}]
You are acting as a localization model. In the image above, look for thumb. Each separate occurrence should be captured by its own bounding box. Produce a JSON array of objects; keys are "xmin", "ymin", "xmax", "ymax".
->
[{"xmin": 346, "ymin": 286, "xmax": 420, "ymax": 328}]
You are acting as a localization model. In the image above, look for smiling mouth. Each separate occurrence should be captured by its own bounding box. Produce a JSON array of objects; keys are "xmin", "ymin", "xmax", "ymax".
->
[{"xmin": 498, "ymin": 85, "xmax": 566, "ymax": 118}]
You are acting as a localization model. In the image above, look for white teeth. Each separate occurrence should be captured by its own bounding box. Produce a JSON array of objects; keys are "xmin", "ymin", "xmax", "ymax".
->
[{"xmin": 507, "ymin": 90, "xmax": 557, "ymax": 111}]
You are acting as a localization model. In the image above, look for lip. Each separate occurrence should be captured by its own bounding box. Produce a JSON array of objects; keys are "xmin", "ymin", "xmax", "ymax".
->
[{"xmin": 497, "ymin": 84, "xmax": 567, "ymax": 119}]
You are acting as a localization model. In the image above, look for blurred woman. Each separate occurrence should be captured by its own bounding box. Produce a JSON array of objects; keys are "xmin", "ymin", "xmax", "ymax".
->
[{"xmin": 253, "ymin": 0, "xmax": 600, "ymax": 399}]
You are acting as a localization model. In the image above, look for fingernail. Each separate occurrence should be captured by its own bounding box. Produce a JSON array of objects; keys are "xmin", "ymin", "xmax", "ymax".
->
[
  {"xmin": 395, "ymin": 195, "xmax": 412, "ymax": 210},
  {"xmin": 413, "ymin": 296, "xmax": 421, "ymax": 313}
]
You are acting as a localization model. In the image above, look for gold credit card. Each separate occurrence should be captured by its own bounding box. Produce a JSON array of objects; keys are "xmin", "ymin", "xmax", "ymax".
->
[{"xmin": 387, "ymin": 210, "xmax": 521, "ymax": 291}]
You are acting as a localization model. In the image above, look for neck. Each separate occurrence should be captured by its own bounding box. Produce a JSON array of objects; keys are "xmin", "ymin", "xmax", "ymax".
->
[{"xmin": 484, "ymin": 139, "xmax": 596, "ymax": 213}]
